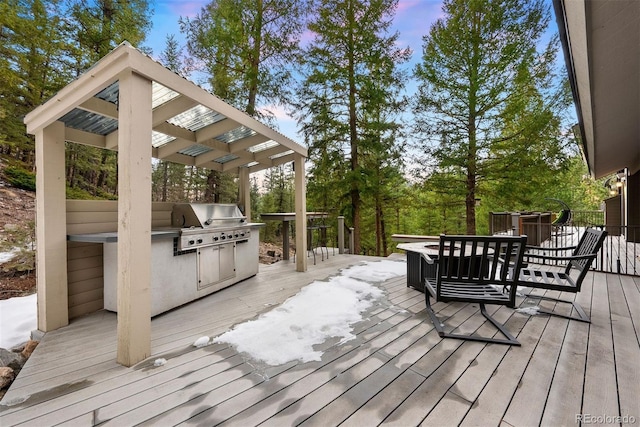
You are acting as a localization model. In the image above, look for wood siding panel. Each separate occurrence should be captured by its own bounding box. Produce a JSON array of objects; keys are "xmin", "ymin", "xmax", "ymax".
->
[{"xmin": 65, "ymin": 200, "xmax": 174, "ymax": 319}]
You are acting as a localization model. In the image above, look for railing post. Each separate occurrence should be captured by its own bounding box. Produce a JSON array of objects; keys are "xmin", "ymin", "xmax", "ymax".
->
[
  {"xmin": 338, "ymin": 216, "xmax": 345, "ymax": 254},
  {"xmin": 511, "ymin": 212, "xmax": 520, "ymax": 235},
  {"xmin": 349, "ymin": 227, "xmax": 355, "ymax": 254},
  {"xmin": 489, "ymin": 212, "xmax": 494, "ymax": 235}
]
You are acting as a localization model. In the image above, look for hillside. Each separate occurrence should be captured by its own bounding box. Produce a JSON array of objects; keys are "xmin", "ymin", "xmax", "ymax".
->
[
  {"xmin": 0, "ymin": 162, "xmax": 36, "ymax": 300},
  {"xmin": 0, "ymin": 160, "xmax": 287, "ymax": 301}
]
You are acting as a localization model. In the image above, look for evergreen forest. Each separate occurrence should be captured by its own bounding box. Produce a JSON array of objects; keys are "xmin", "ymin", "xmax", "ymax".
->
[{"xmin": 1, "ymin": 0, "xmax": 610, "ymax": 256}]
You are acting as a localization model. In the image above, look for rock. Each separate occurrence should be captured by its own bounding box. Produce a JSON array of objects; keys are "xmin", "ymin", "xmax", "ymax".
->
[
  {"xmin": 21, "ymin": 340, "xmax": 38, "ymax": 359},
  {"xmin": 0, "ymin": 348, "xmax": 24, "ymax": 371},
  {"xmin": 4, "ymin": 223, "xmax": 19, "ymax": 232},
  {"xmin": 0, "ymin": 367, "xmax": 15, "ymax": 389}
]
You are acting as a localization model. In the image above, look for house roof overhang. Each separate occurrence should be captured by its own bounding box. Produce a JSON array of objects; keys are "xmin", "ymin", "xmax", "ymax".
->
[
  {"xmin": 553, "ymin": 0, "xmax": 640, "ymax": 178},
  {"xmin": 23, "ymin": 42, "xmax": 307, "ymax": 174}
]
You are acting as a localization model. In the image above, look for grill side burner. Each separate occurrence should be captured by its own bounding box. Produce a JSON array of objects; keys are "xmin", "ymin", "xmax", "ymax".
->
[{"xmin": 172, "ymin": 203, "xmax": 252, "ymax": 250}]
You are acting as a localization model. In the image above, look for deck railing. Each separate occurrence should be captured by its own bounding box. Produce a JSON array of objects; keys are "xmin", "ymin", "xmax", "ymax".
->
[
  {"xmin": 337, "ymin": 216, "xmax": 354, "ymax": 254},
  {"xmin": 490, "ymin": 217, "xmax": 640, "ymax": 276}
]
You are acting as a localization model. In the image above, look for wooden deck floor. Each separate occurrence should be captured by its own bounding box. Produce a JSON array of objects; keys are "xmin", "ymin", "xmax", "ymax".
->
[{"xmin": 1, "ymin": 253, "xmax": 639, "ymax": 426}]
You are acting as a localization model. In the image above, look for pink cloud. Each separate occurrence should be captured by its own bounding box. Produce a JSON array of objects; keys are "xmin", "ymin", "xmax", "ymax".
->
[{"xmin": 165, "ymin": 1, "xmax": 208, "ymax": 18}]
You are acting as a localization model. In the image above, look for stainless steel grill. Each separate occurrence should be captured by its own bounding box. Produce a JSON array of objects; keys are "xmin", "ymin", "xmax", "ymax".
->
[{"xmin": 172, "ymin": 203, "xmax": 252, "ymax": 250}]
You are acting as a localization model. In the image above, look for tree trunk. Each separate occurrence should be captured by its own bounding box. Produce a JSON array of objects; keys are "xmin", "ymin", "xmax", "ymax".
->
[
  {"xmin": 381, "ymin": 208, "xmax": 388, "ymax": 257},
  {"xmin": 204, "ymin": 170, "xmax": 218, "ymax": 203},
  {"xmin": 96, "ymin": 151, "xmax": 109, "ymax": 189},
  {"xmin": 246, "ymin": 0, "xmax": 263, "ymax": 117},
  {"xmin": 375, "ymin": 196, "xmax": 382, "ymax": 256},
  {"xmin": 347, "ymin": 0, "xmax": 361, "ymax": 254},
  {"xmin": 161, "ymin": 161, "xmax": 168, "ymax": 202}
]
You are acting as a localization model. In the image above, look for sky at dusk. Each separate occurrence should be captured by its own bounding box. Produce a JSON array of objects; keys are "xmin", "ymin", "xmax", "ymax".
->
[
  {"xmin": 144, "ymin": 0, "xmax": 562, "ymax": 143},
  {"xmin": 145, "ymin": 0, "xmax": 445, "ymax": 142}
]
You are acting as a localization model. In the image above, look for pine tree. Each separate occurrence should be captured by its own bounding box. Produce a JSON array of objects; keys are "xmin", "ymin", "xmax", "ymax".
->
[
  {"xmin": 297, "ymin": 0, "xmax": 410, "ymax": 254},
  {"xmin": 414, "ymin": 0, "xmax": 566, "ymax": 234},
  {"xmin": 0, "ymin": 0, "xmax": 70, "ymax": 164},
  {"xmin": 181, "ymin": 0, "xmax": 307, "ymax": 118}
]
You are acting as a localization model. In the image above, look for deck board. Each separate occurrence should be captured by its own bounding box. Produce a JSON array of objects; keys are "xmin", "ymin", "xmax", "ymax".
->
[{"xmin": 1, "ymin": 254, "xmax": 639, "ymax": 426}]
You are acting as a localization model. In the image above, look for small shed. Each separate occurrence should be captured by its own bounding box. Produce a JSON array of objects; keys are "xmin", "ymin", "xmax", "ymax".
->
[{"xmin": 24, "ymin": 42, "xmax": 309, "ymax": 366}]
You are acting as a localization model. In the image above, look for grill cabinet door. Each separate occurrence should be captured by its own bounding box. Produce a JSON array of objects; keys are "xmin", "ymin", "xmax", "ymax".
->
[
  {"xmin": 197, "ymin": 243, "xmax": 236, "ymax": 290},
  {"xmin": 218, "ymin": 242, "xmax": 236, "ymax": 281}
]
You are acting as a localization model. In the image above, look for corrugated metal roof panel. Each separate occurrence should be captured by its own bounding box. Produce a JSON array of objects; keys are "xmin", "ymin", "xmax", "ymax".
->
[
  {"xmin": 270, "ymin": 150, "xmax": 294, "ymax": 159},
  {"xmin": 216, "ymin": 126, "xmax": 255, "ymax": 143},
  {"xmin": 169, "ymin": 104, "xmax": 225, "ymax": 132},
  {"xmin": 152, "ymin": 131, "xmax": 175, "ymax": 147},
  {"xmin": 214, "ymin": 154, "xmax": 239, "ymax": 164},
  {"xmin": 95, "ymin": 81, "xmax": 119, "ymax": 104},
  {"xmin": 152, "ymin": 82, "xmax": 180, "ymax": 108},
  {"xmin": 247, "ymin": 140, "xmax": 279, "ymax": 153},
  {"xmin": 178, "ymin": 144, "xmax": 213, "ymax": 157},
  {"xmin": 60, "ymin": 109, "xmax": 118, "ymax": 136}
]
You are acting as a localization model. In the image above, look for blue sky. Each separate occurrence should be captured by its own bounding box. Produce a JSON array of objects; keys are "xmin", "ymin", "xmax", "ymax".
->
[
  {"xmin": 145, "ymin": 0, "xmax": 445, "ymax": 142},
  {"xmin": 144, "ymin": 0, "xmax": 564, "ymax": 144}
]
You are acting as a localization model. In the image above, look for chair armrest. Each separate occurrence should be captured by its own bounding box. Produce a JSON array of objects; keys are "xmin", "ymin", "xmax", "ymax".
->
[
  {"xmin": 525, "ymin": 244, "xmax": 576, "ymax": 252},
  {"xmin": 524, "ymin": 253, "xmax": 596, "ymax": 262}
]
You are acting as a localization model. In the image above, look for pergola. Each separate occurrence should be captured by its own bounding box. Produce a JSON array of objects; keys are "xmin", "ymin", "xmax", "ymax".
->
[{"xmin": 24, "ymin": 42, "xmax": 309, "ymax": 366}]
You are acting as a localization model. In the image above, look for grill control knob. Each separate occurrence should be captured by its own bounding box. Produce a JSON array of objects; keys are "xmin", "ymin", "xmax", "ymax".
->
[
  {"xmin": 188, "ymin": 240, "xmax": 195, "ymax": 245},
  {"xmin": 227, "ymin": 234, "xmax": 232, "ymax": 239},
  {"xmin": 234, "ymin": 233, "xmax": 239, "ymax": 238},
  {"xmin": 221, "ymin": 235, "xmax": 226, "ymax": 240},
  {"xmin": 197, "ymin": 239, "xmax": 203, "ymax": 244},
  {"xmin": 213, "ymin": 236, "xmax": 218, "ymax": 241}
]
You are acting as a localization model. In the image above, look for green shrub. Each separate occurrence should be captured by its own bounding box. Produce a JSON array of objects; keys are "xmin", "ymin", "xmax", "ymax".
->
[
  {"xmin": 4, "ymin": 166, "xmax": 36, "ymax": 191},
  {"xmin": 65, "ymin": 186, "xmax": 95, "ymax": 200}
]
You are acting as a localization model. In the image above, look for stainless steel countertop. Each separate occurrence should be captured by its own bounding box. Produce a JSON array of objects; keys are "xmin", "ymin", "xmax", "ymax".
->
[{"xmin": 67, "ymin": 223, "xmax": 265, "ymax": 243}]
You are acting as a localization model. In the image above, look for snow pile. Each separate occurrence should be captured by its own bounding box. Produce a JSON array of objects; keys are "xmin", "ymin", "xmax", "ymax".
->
[
  {"xmin": 0, "ymin": 294, "xmax": 37, "ymax": 349},
  {"xmin": 0, "ymin": 249, "xmax": 18, "ymax": 264},
  {"xmin": 153, "ymin": 358, "xmax": 167, "ymax": 367},
  {"xmin": 516, "ymin": 306, "xmax": 541, "ymax": 316},
  {"xmin": 214, "ymin": 260, "xmax": 405, "ymax": 366},
  {"xmin": 193, "ymin": 336, "xmax": 210, "ymax": 348},
  {"xmin": 340, "ymin": 259, "xmax": 407, "ymax": 283}
]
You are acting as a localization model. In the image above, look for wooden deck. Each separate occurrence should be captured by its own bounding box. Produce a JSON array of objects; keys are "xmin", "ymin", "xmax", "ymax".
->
[{"xmin": 1, "ymin": 253, "xmax": 639, "ymax": 426}]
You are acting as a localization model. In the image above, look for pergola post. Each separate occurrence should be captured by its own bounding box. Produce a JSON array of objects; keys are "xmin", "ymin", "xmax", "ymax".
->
[
  {"xmin": 294, "ymin": 154, "xmax": 307, "ymax": 272},
  {"xmin": 238, "ymin": 167, "xmax": 251, "ymax": 221},
  {"xmin": 35, "ymin": 121, "xmax": 68, "ymax": 332},
  {"xmin": 116, "ymin": 71, "xmax": 153, "ymax": 366}
]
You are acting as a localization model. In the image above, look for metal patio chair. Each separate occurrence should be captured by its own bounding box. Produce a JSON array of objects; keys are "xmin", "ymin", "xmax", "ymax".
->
[
  {"xmin": 423, "ymin": 234, "xmax": 528, "ymax": 346},
  {"xmin": 516, "ymin": 227, "xmax": 607, "ymax": 322}
]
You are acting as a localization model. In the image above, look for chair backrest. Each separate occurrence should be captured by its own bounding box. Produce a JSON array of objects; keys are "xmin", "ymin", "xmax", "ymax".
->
[
  {"xmin": 566, "ymin": 227, "xmax": 608, "ymax": 283},
  {"xmin": 553, "ymin": 209, "xmax": 571, "ymax": 226},
  {"xmin": 436, "ymin": 234, "xmax": 528, "ymax": 304}
]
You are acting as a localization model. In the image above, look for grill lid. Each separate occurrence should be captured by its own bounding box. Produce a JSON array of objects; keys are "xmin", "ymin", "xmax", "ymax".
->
[{"xmin": 172, "ymin": 203, "xmax": 246, "ymax": 229}]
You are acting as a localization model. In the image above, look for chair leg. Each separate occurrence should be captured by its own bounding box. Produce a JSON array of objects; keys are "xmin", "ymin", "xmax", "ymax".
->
[
  {"xmin": 520, "ymin": 291, "xmax": 590, "ymax": 323},
  {"xmin": 424, "ymin": 295, "xmax": 520, "ymax": 346}
]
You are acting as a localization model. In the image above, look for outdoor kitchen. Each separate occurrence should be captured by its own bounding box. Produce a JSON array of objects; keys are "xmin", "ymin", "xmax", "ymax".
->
[
  {"xmin": 68, "ymin": 203, "xmax": 264, "ymax": 317},
  {"xmin": 26, "ymin": 43, "xmax": 310, "ymax": 366}
]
